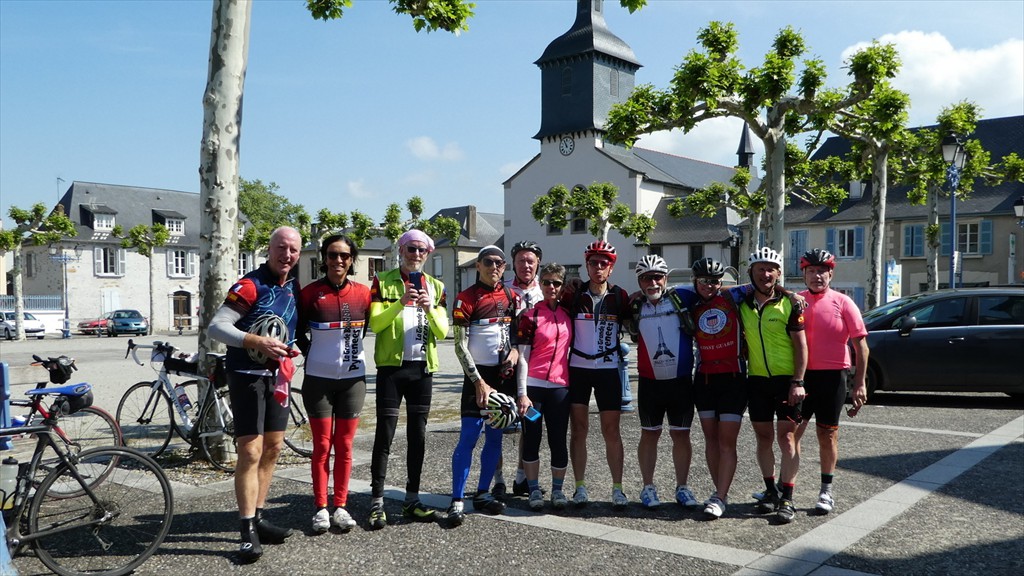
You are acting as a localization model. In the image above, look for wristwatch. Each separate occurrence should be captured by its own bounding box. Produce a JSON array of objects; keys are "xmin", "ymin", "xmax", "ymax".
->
[{"xmin": 790, "ymin": 379, "xmax": 805, "ymax": 387}]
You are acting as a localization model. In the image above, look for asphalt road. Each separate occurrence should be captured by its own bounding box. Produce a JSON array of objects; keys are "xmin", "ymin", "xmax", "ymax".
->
[{"xmin": 2, "ymin": 333, "xmax": 1023, "ymax": 576}]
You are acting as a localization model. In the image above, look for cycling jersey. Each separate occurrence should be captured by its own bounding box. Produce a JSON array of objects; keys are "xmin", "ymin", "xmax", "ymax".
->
[
  {"xmin": 693, "ymin": 290, "xmax": 744, "ymax": 374},
  {"xmin": 560, "ymin": 278, "xmax": 630, "ymax": 370},
  {"xmin": 516, "ymin": 304, "xmax": 572, "ymax": 387},
  {"xmin": 222, "ymin": 264, "xmax": 299, "ymax": 373},
  {"xmin": 453, "ymin": 281, "xmax": 519, "ymax": 367},
  {"xmin": 368, "ymin": 268, "xmax": 449, "ymax": 373},
  {"xmin": 297, "ymin": 278, "xmax": 372, "ymax": 379},
  {"xmin": 799, "ymin": 288, "xmax": 868, "ymax": 370},
  {"xmin": 506, "ymin": 278, "xmax": 544, "ymax": 314},
  {"xmin": 738, "ymin": 290, "xmax": 804, "ymax": 377},
  {"xmin": 633, "ymin": 287, "xmax": 698, "ymax": 380}
]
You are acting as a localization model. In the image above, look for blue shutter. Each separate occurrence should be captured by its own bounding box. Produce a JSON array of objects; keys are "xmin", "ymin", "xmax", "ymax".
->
[
  {"xmin": 826, "ymin": 228, "xmax": 835, "ymax": 254},
  {"xmin": 979, "ymin": 220, "xmax": 992, "ymax": 254},
  {"xmin": 903, "ymin": 226, "xmax": 913, "ymax": 257},
  {"xmin": 854, "ymin": 226, "xmax": 864, "ymax": 259},
  {"xmin": 940, "ymin": 223, "xmax": 951, "ymax": 256},
  {"xmin": 853, "ymin": 287, "xmax": 865, "ymax": 311},
  {"xmin": 913, "ymin": 225, "xmax": 924, "ymax": 257}
]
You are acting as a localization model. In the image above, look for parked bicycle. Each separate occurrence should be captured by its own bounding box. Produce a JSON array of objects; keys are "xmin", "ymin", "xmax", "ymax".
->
[
  {"xmin": 9, "ymin": 355, "xmax": 122, "ymax": 480},
  {"xmin": 1, "ymin": 382, "xmax": 173, "ymax": 576},
  {"xmin": 119, "ymin": 340, "xmax": 311, "ymax": 472}
]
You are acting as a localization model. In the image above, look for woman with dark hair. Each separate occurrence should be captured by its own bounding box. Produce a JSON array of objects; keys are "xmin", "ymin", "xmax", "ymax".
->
[{"xmin": 295, "ymin": 234, "xmax": 371, "ymax": 534}]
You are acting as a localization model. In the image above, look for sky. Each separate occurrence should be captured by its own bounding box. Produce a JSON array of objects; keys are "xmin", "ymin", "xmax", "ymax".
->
[{"xmin": 2, "ymin": 0, "xmax": 1022, "ymax": 230}]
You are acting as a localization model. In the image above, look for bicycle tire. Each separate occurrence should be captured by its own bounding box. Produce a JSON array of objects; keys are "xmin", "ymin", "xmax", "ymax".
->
[
  {"xmin": 29, "ymin": 446, "xmax": 174, "ymax": 576},
  {"xmin": 197, "ymin": 387, "xmax": 236, "ymax": 472},
  {"xmin": 283, "ymin": 386, "xmax": 313, "ymax": 457},
  {"xmin": 35, "ymin": 406, "xmax": 124, "ymax": 496},
  {"xmin": 116, "ymin": 381, "xmax": 173, "ymax": 456},
  {"xmin": 168, "ymin": 378, "xmax": 201, "ymax": 444}
]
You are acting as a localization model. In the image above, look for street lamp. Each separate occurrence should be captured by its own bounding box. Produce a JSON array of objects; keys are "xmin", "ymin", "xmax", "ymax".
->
[
  {"xmin": 49, "ymin": 243, "xmax": 82, "ymax": 339},
  {"xmin": 941, "ymin": 134, "xmax": 967, "ymax": 289},
  {"xmin": 1014, "ymin": 196, "xmax": 1024, "ymax": 228}
]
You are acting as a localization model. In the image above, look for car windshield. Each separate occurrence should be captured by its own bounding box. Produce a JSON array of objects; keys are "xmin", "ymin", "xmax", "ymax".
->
[
  {"xmin": 115, "ymin": 311, "xmax": 142, "ymax": 319},
  {"xmin": 862, "ymin": 292, "xmax": 931, "ymax": 322},
  {"xmin": 23, "ymin": 313, "xmax": 37, "ymax": 320}
]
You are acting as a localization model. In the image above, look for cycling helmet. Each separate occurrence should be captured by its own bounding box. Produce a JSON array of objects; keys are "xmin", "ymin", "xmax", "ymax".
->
[
  {"xmin": 692, "ymin": 257, "xmax": 726, "ymax": 278},
  {"xmin": 480, "ymin": 391, "xmax": 520, "ymax": 430},
  {"xmin": 799, "ymin": 248, "xmax": 836, "ymax": 270},
  {"xmin": 584, "ymin": 240, "xmax": 617, "ymax": 264},
  {"xmin": 635, "ymin": 254, "xmax": 669, "ymax": 276},
  {"xmin": 510, "ymin": 240, "xmax": 543, "ymax": 262},
  {"xmin": 246, "ymin": 313, "xmax": 289, "ymax": 365},
  {"xmin": 748, "ymin": 247, "xmax": 783, "ymax": 269}
]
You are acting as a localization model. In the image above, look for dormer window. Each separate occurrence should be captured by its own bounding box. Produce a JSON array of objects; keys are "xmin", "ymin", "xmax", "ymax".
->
[
  {"xmin": 152, "ymin": 209, "xmax": 186, "ymax": 236},
  {"xmin": 94, "ymin": 213, "xmax": 115, "ymax": 230},
  {"xmin": 82, "ymin": 204, "xmax": 118, "ymax": 230},
  {"xmin": 165, "ymin": 218, "xmax": 185, "ymax": 235}
]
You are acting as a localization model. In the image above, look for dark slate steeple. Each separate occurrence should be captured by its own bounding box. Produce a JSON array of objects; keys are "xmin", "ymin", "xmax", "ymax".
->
[
  {"xmin": 737, "ymin": 122, "xmax": 756, "ymax": 174},
  {"xmin": 534, "ymin": 0, "xmax": 641, "ymax": 141}
]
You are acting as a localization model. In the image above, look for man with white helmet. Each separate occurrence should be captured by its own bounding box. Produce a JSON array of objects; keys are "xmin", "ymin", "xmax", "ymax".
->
[
  {"xmin": 627, "ymin": 254, "xmax": 702, "ymax": 511},
  {"xmin": 740, "ymin": 247, "xmax": 808, "ymax": 524},
  {"xmin": 795, "ymin": 248, "xmax": 869, "ymax": 515}
]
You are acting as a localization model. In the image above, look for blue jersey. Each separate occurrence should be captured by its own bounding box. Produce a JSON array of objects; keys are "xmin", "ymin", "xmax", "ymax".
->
[{"xmin": 222, "ymin": 264, "xmax": 299, "ymax": 372}]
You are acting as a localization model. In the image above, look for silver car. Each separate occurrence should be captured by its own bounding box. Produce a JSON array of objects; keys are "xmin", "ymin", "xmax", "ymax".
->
[{"xmin": 2, "ymin": 311, "xmax": 47, "ymax": 340}]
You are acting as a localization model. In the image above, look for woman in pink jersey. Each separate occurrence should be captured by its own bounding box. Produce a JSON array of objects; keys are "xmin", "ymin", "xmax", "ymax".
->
[
  {"xmin": 515, "ymin": 262, "xmax": 573, "ymax": 510},
  {"xmin": 295, "ymin": 234, "xmax": 371, "ymax": 534}
]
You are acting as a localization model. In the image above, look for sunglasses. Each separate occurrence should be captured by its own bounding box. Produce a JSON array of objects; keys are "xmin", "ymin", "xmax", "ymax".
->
[
  {"xmin": 481, "ymin": 259, "xmax": 505, "ymax": 268},
  {"xmin": 587, "ymin": 260, "xmax": 612, "ymax": 269},
  {"xmin": 639, "ymin": 274, "xmax": 665, "ymax": 282},
  {"xmin": 541, "ymin": 279, "xmax": 563, "ymax": 287},
  {"xmin": 406, "ymin": 246, "xmax": 429, "ymax": 254},
  {"xmin": 697, "ymin": 277, "xmax": 722, "ymax": 286},
  {"xmin": 326, "ymin": 251, "xmax": 352, "ymax": 261}
]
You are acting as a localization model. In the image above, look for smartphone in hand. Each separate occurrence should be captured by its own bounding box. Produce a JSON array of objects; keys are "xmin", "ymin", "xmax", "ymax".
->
[
  {"xmin": 524, "ymin": 406, "xmax": 542, "ymax": 422},
  {"xmin": 409, "ymin": 271, "xmax": 423, "ymax": 290}
]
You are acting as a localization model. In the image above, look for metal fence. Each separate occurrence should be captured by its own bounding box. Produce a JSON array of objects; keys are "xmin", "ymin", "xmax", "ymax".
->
[{"xmin": 0, "ymin": 295, "xmax": 63, "ymax": 311}]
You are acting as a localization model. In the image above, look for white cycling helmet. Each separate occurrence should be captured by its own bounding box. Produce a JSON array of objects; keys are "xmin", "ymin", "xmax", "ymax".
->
[
  {"xmin": 748, "ymin": 247, "xmax": 783, "ymax": 269},
  {"xmin": 635, "ymin": 254, "xmax": 669, "ymax": 276},
  {"xmin": 246, "ymin": 313, "xmax": 289, "ymax": 365},
  {"xmin": 480, "ymin": 391, "xmax": 519, "ymax": 430}
]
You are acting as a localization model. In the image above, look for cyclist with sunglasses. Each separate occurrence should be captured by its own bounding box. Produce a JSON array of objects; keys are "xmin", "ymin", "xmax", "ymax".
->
[
  {"xmin": 366, "ymin": 229, "xmax": 449, "ymax": 529},
  {"xmin": 740, "ymin": 247, "xmax": 807, "ymax": 524},
  {"xmin": 295, "ymin": 234, "xmax": 371, "ymax": 535},
  {"xmin": 794, "ymin": 249, "xmax": 869, "ymax": 516},
  {"xmin": 560, "ymin": 240, "xmax": 632, "ymax": 508},
  {"xmin": 628, "ymin": 255, "xmax": 702, "ymax": 512},
  {"xmin": 448, "ymin": 245, "xmax": 521, "ymax": 525}
]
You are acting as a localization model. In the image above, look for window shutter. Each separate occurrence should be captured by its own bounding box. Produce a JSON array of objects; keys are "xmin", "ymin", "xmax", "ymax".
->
[
  {"xmin": 940, "ymin": 223, "xmax": 950, "ymax": 256},
  {"xmin": 825, "ymin": 228, "xmax": 835, "ymax": 254},
  {"xmin": 188, "ymin": 251, "xmax": 198, "ymax": 277},
  {"xmin": 166, "ymin": 251, "xmax": 174, "ymax": 276},
  {"xmin": 914, "ymin": 225, "xmax": 924, "ymax": 257},
  {"xmin": 979, "ymin": 220, "xmax": 993, "ymax": 254},
  {"xmin": 94, "ymin": 247, "xmax": 103, "ymax": 275},
  {"xmin": 854, "ymin": 227, "xmax": 864, "ymax": 259},
  {"xmin": 854, "ymin": 287, "xmax": 865, "ymax": 310},
  {"xmin": 903, "ymin": 226, "xmax": 913, "ymax": 257},
  {"xmin": 117, "ymin": 249, "xmax": 126, "ymax": 276}
]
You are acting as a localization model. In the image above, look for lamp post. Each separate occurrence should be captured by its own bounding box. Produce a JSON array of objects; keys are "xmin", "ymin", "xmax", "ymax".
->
[
  {"xmin": 49, "ymin": 243, "xmax": 82, "ymax": 339},
  {"xmin": 941, "ymin": 134, "xmax": 967, "ymax": 289},
  {"xmin": 1014, "ymin": 196, "xmax": 1024, "ymax": 228}
]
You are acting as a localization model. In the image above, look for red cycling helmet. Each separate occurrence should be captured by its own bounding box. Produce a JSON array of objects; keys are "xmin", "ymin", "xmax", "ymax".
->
[
  {"xmin": 800, "ymin": 248, "xmax": 836, "ymax": 270},
  {"xmin": 584, "ymin": 240, "xmax": 617, "ymax": 264}
]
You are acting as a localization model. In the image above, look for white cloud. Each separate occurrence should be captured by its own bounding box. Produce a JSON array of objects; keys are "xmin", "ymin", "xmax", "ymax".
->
[
  {"xmin": 346, "ymin": 179, "xmax": 374, "ymax": 199},
  {"xmin": 406, "ymin": 136, "xmax": 465, "ymax": 161},
  {"xmin": 843, "ymin": 32, "xmax": 1024, "ymax": 125}
]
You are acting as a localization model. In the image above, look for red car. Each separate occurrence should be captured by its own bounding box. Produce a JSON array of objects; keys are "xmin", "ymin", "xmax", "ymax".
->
[{"xmin": 78, "ymin": 312, "xmax": 113, "ymax": 335}]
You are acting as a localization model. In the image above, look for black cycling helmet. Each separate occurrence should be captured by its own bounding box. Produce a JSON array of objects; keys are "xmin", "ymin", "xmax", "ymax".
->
[
  {"xmin": 799, "ymin": 248, "xmax": 836, "ymax": 270},
  {"xmin": 510, "ymin": 240, "xmax": 542, "ymax": 262},
  {"xmin": 692, "ymin": 257, "xmax": 726, "ymax": 278}
]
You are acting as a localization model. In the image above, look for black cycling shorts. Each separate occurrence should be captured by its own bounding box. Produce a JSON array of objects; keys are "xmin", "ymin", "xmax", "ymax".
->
[
  {"xmin": 800, "ymin": 369, "xmax": 847, "ymax": 428},
  {"xmin": 460, "ymin": 364, "xmax": 516, "ymax": 418},
  {"xmin": 747, "ymin": 375, "xmax": 801, "ymax": 424},
  {"xmin": 694, "ymin": 372, "xmax": 747, "ymax": 420},
  {"xmin": 228, "ymin": 371, "xmax": 290, "ymax": 437},
  {"xmin": 637, "ymin": 376, "xmax": 694, "ymax": 430},
  {"xmin": 300, "ymin": 373, "xmax": 366, "ymax": 420},
  {"xmin": 568, "ymin": 367, "xmax": 622, "ymax": 412}
]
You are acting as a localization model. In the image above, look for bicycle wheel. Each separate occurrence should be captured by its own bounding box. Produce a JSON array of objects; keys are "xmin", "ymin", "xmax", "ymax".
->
[
  {"xmin": 283, "ymin": 386, "xmax": 313, "ymax": 457},
  {"xmin": 29, "ymin": 446, "xmax": 174, "ymax": 576},
  {"xmin": 168, "ymin": 378, "xmax": 201, "ymax": 444},
  {"xmin": 116, "ymin": 381, "xmax": 173, "ymax": 456},
  {"xmin": 37, "ymin": 406, "xmax": 124, "ymax": 495},
  {"xmin": 197, "ymin": 387, "xmax": 236, "ymax": 472}
]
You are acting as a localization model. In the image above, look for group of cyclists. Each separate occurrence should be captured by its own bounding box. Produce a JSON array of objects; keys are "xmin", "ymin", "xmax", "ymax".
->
[{"xmin": 208, "ymin": 224, "xmax": 869, "ymax": 563}]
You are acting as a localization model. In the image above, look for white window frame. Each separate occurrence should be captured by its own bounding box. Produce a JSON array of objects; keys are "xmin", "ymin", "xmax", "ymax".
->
[
  {"xmin": 165, "ymin": 218, "xmax": 185, "ymax": 236},
  {"xmin": 237, "ymin": 252, "xmax": 254, "ymax": 277},
  {"xmin": 836, "ymin": 227, "xmax": 857, "ymax": 258},
  {"xmin": 94, "ymin": 247, "xmax": 125, "ymax": 277},
  {"xmin": 957, "ymin": 221, "xmax": 980, "ymax": 254},
  {"xmin": 93, "ymin": 213, "xmax": 115, "ymax": 231},
  {"xmin": 432, "ymin": 255, "xmax": 443, "ymax": 277},
  {"xmin": 167, "ymin": 249, "xmax": 197, "ymax": 278}
]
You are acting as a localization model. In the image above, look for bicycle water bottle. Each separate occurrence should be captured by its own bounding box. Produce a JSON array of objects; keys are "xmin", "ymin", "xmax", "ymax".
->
[
  {"xmin": 174, "ymin": 385, "xmax": 192, "ymax": 411},
  {"xmin": 0, "ymin": 457, "xmax": 17, "ymax": 510}
]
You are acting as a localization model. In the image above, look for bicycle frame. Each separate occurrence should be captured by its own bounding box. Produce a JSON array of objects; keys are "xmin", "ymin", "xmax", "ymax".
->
[{"xmin": 127, "ymin": 342, "xmax": 196, "ymax": 433}]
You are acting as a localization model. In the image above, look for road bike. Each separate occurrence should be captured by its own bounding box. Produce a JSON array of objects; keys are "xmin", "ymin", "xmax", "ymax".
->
[
  {"xmin": 119, "ymin": 340, "xmax": 312, "ymax": 472},
  {"xmin": 1, "ymin": 382, "xmax": 173, "ymax": 576}
]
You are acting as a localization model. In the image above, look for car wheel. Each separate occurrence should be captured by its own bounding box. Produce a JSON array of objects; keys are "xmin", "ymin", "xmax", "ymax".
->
[
  {"xmin": 37, "ymin": 335, "xmax": 45, "ymax": 340},
  {"xmin": 866, "ymin": 365, "xmax": 880, "ymax": 401},
  {"xmin": 3, "ymin": 328, "xmax": 11, "ymax": 340}
]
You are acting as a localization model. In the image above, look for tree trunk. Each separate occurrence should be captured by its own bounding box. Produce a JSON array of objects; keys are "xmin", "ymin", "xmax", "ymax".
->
[
  {"xmin": 11, "ymin": 246, "xmax": 26, "ymax": 340},
  {"xmin": 866, "ymin": 150, "xmax": 888, "ymax": 309},
  {"xmin": 745, "ymin": 212, "xmax": 762, "ymax": 266},
  {"xmin": 198, "ymin": 0, "xmax": 251, "ymax": 364},
  {"xmin": 762, "ymin": 109, "xmax": 787, "ymax": 272},
  {"xmin": 925, "ymin": 186, "xmax": 940, "ymax": 291},
  {"xmin": 148, "ymin": 256, "xmax": 156, "ymax": 335}
]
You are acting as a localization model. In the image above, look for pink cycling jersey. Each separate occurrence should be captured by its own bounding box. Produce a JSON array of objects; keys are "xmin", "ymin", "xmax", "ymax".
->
[{"xmin": 799, "ymin": 288, "xmax": 868, "ymax": 370}]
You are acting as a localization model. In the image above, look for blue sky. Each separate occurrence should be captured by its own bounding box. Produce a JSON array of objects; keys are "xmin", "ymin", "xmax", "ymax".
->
[{"xmin": 2, "ymin": 0, "xmax": 1022, "ymax": 230}]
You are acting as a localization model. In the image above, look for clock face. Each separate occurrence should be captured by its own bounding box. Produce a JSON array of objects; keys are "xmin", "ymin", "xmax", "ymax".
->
[{"xmin": 559, "ymin": 136, "xmax": 575, "ymax": 156}]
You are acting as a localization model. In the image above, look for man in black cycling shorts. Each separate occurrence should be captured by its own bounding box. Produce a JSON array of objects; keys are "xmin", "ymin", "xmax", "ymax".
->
[
  {"xmin": 209, "ymin": 226, "xmax": 301, "ymax": 562},
  {"xmin": 739, "ymin": 247, "xmax": 807, "ymax": 524},
  {"xmin": 561, "ymin": 240, "xmax": 631, "ymax": 508},
  {"xmin": 795, "ymin": 249, "xmax": 869, "ymax": 515}
]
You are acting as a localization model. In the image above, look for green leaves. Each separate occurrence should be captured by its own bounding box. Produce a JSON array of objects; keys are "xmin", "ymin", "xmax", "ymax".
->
[
  {"xmin": 0, "ymin": 203, "xmax": 77, "ymax": 252},
  {"xmin": 116, "ymin": 223, "xmax": 170, "ymax": 258},
  {"xmin": 531, "ymin": 182, "xmax": 655, "ymax": 244},
  {"xmin": 238, "ymin": 177, "xmax": 310, "ymax": 252}
]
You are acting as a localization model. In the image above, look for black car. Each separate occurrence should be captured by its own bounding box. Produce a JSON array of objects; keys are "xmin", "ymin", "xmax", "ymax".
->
[{"xmin": 861, "ymin": 287, "xmax": 1024, "ymax": 398}]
